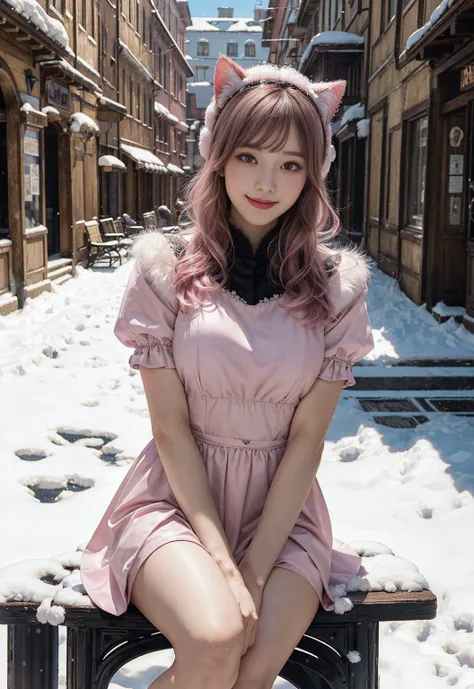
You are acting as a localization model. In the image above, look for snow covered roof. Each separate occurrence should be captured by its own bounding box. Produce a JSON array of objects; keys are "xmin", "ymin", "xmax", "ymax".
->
[
  {"xmin": 299, "ymin": 31, "xmax": 364, "ymax": 71},
  {"xmin": 118, "ymin": 39, "xmax": 154, "ymax": 82},
  {"xmin": 98, "ymin": 96, "xmax": 127, "ymax": 115},
  {"xmin": 98, "ymin": 155, "xmax": 126, "ymax": 171},
  {"xmin": 154, "ymin": 101, "xmax": 180, "ymax": 125},
  {"xmin": 167, "ymin": 163, "xmax": 185, "ymax": 175},
  {"xmin": 187, "ymin": 81, "xmax": 213, "ymax": 109},
  {"xmin": 68, "ymin": 112, "xmax": 99, "ymax": 136},
  {"xmin": 120, "ymin": 143, "xmax": 167, "ymax": 173},
  {"xmin": 226, "ymin": 19, "xmax": 262, "ymax": 32},
  {"xmin": 3, "ymin": 0, "xmax": 69, "ymax": 49},
  {"xmin": 187, "ymin": 18, "xmax": 219, "ymax": 31},
  {"xmin": 187, "ymin": 17, "xmax": 262, "ymax": 32},
  {"xmin": 40, "ymin": 59, "xmax": 100, "ymax": 93},
  {"xmin": 404, "ymin": 0, "xmax": 455, "ymax": 54}
]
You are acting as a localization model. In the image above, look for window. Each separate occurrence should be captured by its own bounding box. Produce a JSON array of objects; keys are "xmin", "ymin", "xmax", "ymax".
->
[
  {"xmin": 137, "ymin": 84, "xmax": 141, "ymax": 120},
  {"xmin": 81, "ymin": 0, "xmax": 86, "ymax": 28},
  {"xmin": 90, "ymin": 0, "xmax": 95, "ymax": 37},
  {"xmin": 136, "ymin": 0, "xmax": 140, "ymax": 31},
  {"xmin": 244, "ymin": 40, "xmax": 256, "ymax": 57},
  {"xmin": 129, "ymin": 76, "xmax": 133, "ymax": 113},
  {"xmin": 163, "ymin": 52, "xmax": 169, "ymax": 91},
  {"xmin": 383, "ymin": 0, "xmax": 396, "ymax": 28},
  {"xmin": 142, "ymin": 7, "xmax": 146, "ymax": 43},
  {"xmin": 227, "ymin": 41, "xmax": 238, "ymax": 57},
  {"xmin": 404, "ymin": 115, "xmax": 428, "ymax": 230},
  {"xmin": 195, "ymin": 67, "xmax": 207, "ymax": 81},
  {"xmin": 197, "ymin": 38, "xmax": 209, "ymax": 56}
]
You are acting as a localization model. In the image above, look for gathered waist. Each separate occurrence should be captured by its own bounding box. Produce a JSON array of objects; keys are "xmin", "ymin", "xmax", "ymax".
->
[{"xmin": 191, "ymin": 429, "xmax": 287, "ymax": 450}]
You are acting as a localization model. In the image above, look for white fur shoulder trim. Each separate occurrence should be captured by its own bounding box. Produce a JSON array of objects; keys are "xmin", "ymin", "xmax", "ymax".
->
[
  {"xmin": 326, "ymin": 246, "xmax": 371, "ymax": 315},
  {"xmin": 130, "ymin": 230, "xmax": 179, "ymax": 297}
]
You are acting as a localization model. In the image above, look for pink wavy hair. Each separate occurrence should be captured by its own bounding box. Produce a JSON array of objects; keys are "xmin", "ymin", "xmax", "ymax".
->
[{"xmin": 174, "ymin": 82, "xmax": 341, "ymax": 328}]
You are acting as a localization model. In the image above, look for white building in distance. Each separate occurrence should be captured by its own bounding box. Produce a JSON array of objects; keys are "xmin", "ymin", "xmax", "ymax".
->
[{"xmin": 186, "ymin": 6, "xmax": 269, "ymax": 170}]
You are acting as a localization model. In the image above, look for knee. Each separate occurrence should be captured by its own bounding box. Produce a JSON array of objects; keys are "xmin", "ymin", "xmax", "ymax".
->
[{"xmin": 182, "ymin": 619, "xmax": 245, "ymax": 688}]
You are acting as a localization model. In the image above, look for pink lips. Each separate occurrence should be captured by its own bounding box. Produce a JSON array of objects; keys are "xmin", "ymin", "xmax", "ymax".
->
[{"xmin": 246, "ymin": 196, "xmax": 278, "ymax": 210}]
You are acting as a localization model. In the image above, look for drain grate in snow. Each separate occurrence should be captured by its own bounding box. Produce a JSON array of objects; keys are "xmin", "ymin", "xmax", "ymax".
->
[
  {"xmin": 373, "ymin": 415, "xmax": 430, "ymax": 428},
  {"xmin": 428, "ymin": 398, "xmax": 474, "ymax": 413},
  {"xmin": 358, "ymin": 398, "xmax": 419, "ymax": 413}
]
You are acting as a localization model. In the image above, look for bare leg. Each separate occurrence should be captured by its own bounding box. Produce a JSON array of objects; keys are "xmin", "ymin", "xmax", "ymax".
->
[
  {"xmin": 130, "ymin": 540, "xmax": 245, "ymax": 689},
  {"xmin": 232, "ymin": 567, "xmax": 320, "ymax": 689}
]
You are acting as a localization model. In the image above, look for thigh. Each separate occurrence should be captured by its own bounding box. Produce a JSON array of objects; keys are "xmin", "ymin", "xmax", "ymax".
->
[
  {"xmin": 235, "ymin": 567, "xmax": 320, "ymax": 688},
  {"xmin": 131, "ymin": 540, "xmax": 243, "ymax": 655}
]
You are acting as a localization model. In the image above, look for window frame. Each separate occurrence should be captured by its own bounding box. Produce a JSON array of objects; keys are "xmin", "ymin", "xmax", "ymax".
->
[
  {"xmin": 226, "ymin": 41, "xmax": 238, "ymax": 57},
  {"xmin": 244, "ymin": 40, "xmax": 256, "ymax": 58},
  {"xmin": 402, "ymin": 112, "xmax": 428, "ymax": 232},
  {"xmin": 197, "ymin": 38, "xmax": 209, "ymax": 57}
]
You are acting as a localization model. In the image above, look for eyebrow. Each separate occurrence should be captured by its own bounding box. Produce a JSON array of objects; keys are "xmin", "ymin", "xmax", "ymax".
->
[
  {"xmin": 241, "ymin": 146, "xmax": 305, "ymax": 158},
  {"xmin": 282, "ymin": 150, "xmax": 305, "ymax": 158}
]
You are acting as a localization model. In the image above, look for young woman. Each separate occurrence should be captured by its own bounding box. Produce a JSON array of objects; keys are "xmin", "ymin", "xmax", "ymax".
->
[{"xmin": 81, "ymin": 56, "xmax": 375, "ymax": 689}]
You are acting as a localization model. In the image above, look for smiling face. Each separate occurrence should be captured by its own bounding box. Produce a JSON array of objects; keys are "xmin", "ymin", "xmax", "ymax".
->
[{"xmin": 223, "ymin": 124, "xmax": 308, "ymax": 242}]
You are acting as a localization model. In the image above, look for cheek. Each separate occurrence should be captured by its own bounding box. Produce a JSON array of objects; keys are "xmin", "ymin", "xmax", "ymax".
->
[{"xmin": 283, "ymin": 174, "xmax": 307, "ymax": 201}]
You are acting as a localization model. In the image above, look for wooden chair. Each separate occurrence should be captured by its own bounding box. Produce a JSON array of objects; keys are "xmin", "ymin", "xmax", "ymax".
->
[
  {"xmin": 84, "ymin": 220, "xmax": 121, "ymax": 268},
  {"xmin": 117, "ymin": 215, "xmax": 143, "ymax": 238},
  {"xmin": 142, "ymin": 210, "xmax": 158, "ymax": 231},
  {"xmin": 0, "ymin": 589, "xmax": 436, "ymax": 689},
  {"xmin": 99, "ymin": 217, "xmax": 124, "ymax": 242}
]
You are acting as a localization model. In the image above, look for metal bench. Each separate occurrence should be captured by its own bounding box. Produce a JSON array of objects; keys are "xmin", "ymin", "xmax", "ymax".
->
[
  {"xmin": 0, "ymin": 589, "xmax": 436, "ymax": 689},
  {"xmin": 84, "ymin": 219, "xmax": 122, "ymax": 268}
]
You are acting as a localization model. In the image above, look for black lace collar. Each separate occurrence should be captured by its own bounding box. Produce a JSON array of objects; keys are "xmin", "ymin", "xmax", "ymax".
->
[
  {"xmin": 167, "ymin": 222, "xmax": 340, "ymax": 306},
  {"xmin": 220, "ymin": 220, "xmax": 284, "ymax": 305}
]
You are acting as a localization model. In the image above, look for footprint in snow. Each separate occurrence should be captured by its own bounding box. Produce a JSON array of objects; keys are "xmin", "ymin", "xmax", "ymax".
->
[{"xmin": 15, "ymin": 448, "xmax": 50, "ymax": 462}]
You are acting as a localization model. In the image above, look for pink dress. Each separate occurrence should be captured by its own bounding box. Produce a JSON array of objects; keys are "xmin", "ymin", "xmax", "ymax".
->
[{"xmin": 80, "ymin": 232, "xmax": 375, "ymax": 616}]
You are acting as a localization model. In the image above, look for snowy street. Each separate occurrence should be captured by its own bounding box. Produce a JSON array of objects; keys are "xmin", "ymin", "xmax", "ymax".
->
[{"xmin": 1, "ymin": 255, "xmax": 474, "ymax": 688}]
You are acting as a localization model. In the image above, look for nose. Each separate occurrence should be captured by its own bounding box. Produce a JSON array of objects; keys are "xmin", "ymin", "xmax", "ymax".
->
[{"xmin": 255, "ymin": 166, "xmax": 276, "ymax": 194}]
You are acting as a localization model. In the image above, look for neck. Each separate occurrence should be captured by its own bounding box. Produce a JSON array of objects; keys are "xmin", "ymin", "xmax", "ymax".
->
[{"xmin": 229, "ymin": 208, "xmax": 279, "ymax": 254}]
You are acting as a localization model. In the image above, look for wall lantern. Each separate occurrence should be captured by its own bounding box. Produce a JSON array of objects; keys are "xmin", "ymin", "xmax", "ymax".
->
[{"xmin": 25, "ymin": 69, "xmax": 39, "ymax": 95}]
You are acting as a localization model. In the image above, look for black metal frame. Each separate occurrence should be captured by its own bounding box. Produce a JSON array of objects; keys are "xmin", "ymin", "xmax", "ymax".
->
[{"xmin": 1, "ymin": 591, "xmax": 437, "ymax": 689}]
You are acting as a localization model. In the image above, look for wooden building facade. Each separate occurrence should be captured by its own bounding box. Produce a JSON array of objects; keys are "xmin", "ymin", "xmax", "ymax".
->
[
  {"xmin": 269, "ymin": 0, "xmax": 474, "ymax": 332},
  {"xmin": 400, "ymin": 0, "xmax": 474, "ymax": 332},
  {"xmin": 296, "ymin": 0, "xmax": 369, "ymax": 244},
  {"xmin": 0, "ymin": 0, "xmax": 192, "ymax": 315}
]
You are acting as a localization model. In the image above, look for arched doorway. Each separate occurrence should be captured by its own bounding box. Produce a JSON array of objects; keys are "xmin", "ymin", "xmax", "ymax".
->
[
  {"xmin": 0, "ymin": 59, "xmax": 24, "ymax": 307},
  {"xmin": 45, "ymin": 123, "xmax": 60, "ymax": 256},
  {"xmin": 0, "ymin": 86, "xmax": 8, "ymax": 239}
]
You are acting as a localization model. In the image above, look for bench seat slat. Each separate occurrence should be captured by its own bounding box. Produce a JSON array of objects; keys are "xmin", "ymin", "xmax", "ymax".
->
[{"xmin": 0, "ymin": 590, "xmax": 437, "ymax": 629}]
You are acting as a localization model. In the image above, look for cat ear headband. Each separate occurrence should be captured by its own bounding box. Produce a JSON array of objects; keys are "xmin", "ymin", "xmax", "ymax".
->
[{"xmin": 198, "ymin": 56, "xmax": 346, "ymax": 179}]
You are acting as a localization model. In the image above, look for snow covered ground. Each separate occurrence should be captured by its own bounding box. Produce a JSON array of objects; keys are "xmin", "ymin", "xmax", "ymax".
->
[{"xmin": 0, "ymin": 255, "xmax": 474, "ymax": 688}]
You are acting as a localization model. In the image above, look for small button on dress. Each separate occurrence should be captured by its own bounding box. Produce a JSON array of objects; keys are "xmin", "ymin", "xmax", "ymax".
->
[{"xmin": 80, "ymin": 227, "xmax": 375, "ymax": 616}]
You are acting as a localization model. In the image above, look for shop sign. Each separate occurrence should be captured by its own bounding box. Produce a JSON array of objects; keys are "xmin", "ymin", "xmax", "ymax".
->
[
  {"xmin": 46, "ymin": 79, "xmax": 70, "ymax": 111},
  {"xmin": 461, "ymin": 64, "xmax": 474, "ymax": 91}
]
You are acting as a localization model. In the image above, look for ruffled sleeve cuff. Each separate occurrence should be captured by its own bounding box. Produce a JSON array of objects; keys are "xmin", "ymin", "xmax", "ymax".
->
[
  {"xmin": 128, "ymin": 336, "xmax": 175, "ymax": 371},
  {"xmin": 318, "ymin": 356, "xmax": 355, "ymax": 389}
]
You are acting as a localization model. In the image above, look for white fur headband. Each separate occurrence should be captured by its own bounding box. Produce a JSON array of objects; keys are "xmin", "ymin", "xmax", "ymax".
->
[{"xmin": 198, "ymin": 56, "xmax": 346, "ymax": 179}]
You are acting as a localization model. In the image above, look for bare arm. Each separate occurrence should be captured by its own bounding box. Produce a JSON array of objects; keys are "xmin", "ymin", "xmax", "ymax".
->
[
  {"xmin": 140, "ymin": 365, "xmax": 239, "ymax": 578},
  {"xmin": 239, "ymin": 377, "xmax": 345, "ymax": 590}
]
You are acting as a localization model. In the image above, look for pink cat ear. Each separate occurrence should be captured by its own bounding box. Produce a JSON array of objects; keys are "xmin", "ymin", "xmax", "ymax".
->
[
  {"xmin": 311, "ymin": 80, "xmax": 346, "ymax": 123},
  {"xmin": 214, "ymin": 56, "xmax": 247, "ymax": 100}
]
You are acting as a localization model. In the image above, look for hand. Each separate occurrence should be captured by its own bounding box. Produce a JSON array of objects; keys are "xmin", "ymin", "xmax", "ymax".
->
[
  {"xmin": 225, "ymin": 572, "xmax": 260, "ymax": 656},
  {"xmin": 238, "ymin": 556, "xmax": 267, "ymax": 653}
]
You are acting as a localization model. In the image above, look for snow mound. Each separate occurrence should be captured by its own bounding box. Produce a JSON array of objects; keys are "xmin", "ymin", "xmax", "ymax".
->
[{"xmin": 0, "ymin": 547, "xmax": 93, "ymax": 625}]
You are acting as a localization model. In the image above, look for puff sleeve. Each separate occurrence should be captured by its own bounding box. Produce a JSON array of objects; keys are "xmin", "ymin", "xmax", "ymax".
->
[
  {"xmin": 318, "ymin": 281, "xmax": 374, "ymax": 389},
  {"xmin": 113, "ymin": 260, "xmax": 177, "ymax": 371}
]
